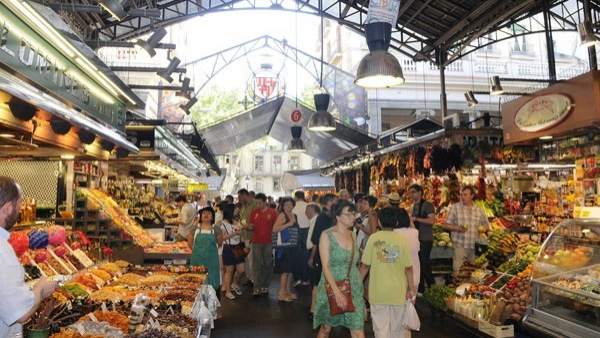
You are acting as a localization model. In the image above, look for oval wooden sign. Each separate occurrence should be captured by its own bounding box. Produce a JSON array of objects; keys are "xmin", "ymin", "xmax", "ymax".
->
[{"xmin": 514, "ymin": 94, "xmax": 573, "ymax": 132}]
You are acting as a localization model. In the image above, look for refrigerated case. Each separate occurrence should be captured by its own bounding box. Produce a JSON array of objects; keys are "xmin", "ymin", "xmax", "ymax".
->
[{"xmin": 524, "ymin": 219, "xmax": 600, "ymax": 338}]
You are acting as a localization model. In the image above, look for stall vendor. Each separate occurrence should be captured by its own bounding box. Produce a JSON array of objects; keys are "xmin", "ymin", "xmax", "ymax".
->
[
  {"xmin": 0, "ymin": 176, "xmax": 57, "ymax": 337},
  {"xmin": 442, "ymin": 185, "xmax": 489, "ymax": 273}
]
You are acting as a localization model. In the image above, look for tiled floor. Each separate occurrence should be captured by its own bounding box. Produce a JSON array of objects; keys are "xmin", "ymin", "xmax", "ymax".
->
[{"xmin": 212, "ymin": 279, "xmax": 477, "ymax": 338}]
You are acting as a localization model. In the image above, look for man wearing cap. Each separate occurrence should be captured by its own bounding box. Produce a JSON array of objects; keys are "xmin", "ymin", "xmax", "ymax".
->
[
  {"xmin": 388, "ymin": 192, "xmax": 402, "ymax": 207},
  {"xmin": 0, "ymin": 176, "xmax": 57, "ymax": 337}
]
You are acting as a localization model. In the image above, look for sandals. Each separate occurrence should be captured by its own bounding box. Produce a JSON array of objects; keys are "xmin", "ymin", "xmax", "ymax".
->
[
  {"xmin": 231, "ymin": 285, "xmax": 243, "ymax": 296},
  {"xmin": 277, "ymin": 296, "xmax": 294, "ymax": 303},
  {"xmin": 225, "ymin": 292, "xmax": 236, "ymax": 300}
]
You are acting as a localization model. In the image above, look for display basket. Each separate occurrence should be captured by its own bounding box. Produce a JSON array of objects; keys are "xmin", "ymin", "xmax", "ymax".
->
[{"xmin": 478, "ymin": 320, "xmax": 515, "ymax": 338}]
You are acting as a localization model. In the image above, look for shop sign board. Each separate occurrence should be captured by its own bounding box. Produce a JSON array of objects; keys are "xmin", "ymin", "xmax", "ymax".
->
[
  {"xmin": 255, "ymin": 77, "xmax": 277, "ymax": 99},
  {"xmin": 514, "ymin": 94, "xmax": 572, "ymax": 132},
  {"xmin": 186, "ymin": 183, "xmax": 208, "ymax": 193},
  {"xmin": 0, "ymin": 3, "xmax": 126, "ymax": 129},
  {"xmin": 291, "ymin": 109, "xmax": 302, "ymax": 124},
  {"xmin": 502, "ymin": 71, "xmax": 600, "ymax": 145}
]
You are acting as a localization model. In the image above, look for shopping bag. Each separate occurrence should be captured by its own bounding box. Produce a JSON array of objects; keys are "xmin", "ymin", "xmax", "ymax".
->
[{"xmin": 401, "ymin": 300, "xmax": 420, "ymax": 331}]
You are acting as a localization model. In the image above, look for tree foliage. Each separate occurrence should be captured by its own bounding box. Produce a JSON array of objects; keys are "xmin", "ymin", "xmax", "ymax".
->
[{"xmin": 190, "ymin": 86, "xmax": 244, "ymax": 128}]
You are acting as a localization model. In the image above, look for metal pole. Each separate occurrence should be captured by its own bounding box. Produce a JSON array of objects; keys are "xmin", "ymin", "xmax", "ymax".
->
[
  {"xmin": 543, "ymin": 0, "xmax": 557, "ymax": 81},
  {"xmin": 584, "ymin": 0, "xmax": 598, "ymax": 70},
  {"xmin": 439, "ymin": 49, "xmax": 448, "ymax": 121}
]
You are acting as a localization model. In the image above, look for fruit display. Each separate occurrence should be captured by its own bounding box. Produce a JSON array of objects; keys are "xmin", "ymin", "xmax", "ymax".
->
[
  {"xmin": 497, "ymin": 257, "xmax": 529, "ymax": 275},
  {"xmin": 538, "ymin": 246, "xmax": 593, "ymax": 271},
  {"xmin": 475, "ymin": 200, "xmax": 496, "ymax": 218},
  {"xmin": 499, "ymin": 278, "xmax": 532, "ymax": 322},
  {"xmin": 79, "ymin": 188, "xmax": 154, "ymax": 247},
  {"xmin": 515, "ymin": 242, "xmax": 541, "ymax": 263},
  {"xmin": 477, "ymin": 229, "xmax": 520, "ymax": 268},
  {"xmin": 433, "ymin": 225, "xmax": 452, "ymax": 248}
]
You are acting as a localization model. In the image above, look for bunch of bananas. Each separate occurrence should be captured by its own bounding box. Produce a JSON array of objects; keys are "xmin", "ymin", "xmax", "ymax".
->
[{"xmin": 488, "ymin": 230, "xmax": 519, "ymax": 255}]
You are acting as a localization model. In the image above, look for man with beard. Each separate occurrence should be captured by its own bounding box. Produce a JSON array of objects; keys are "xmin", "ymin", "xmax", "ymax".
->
[{"xmin": 0, "ymin": 177, "xmax": 57, "ymax": 337}]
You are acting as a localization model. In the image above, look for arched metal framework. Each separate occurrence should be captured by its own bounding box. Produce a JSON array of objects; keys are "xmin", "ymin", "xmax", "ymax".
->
[
  {"xmin": 65, "ymin": 0, "xmax": 600, "ymax": 65},
  {"xmin": 182, "ymin": 35, "xmax": 367, "ymax": 124}
]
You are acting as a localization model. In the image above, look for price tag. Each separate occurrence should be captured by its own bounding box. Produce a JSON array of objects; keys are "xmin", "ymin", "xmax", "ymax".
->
[
  {"xmin": 88, "ymin": 313, "xmax": 99, "ymax": 322},
  {"xmin": 76, "ymin": 324, "xmax": 85, "ymax": 335},
  {"xmin": 67, "ymin": 302, "xmax": 73, "ymax": 311},
  {"xmin": 101, "ymin": 302, "xmax": 108, "ymax": 313},
  {"xmin": 150, "ymin": 309, "xmax": 159, "ymax": 318},
  {"xmin": 166, "ymin": 306, "xmax": 175, "ymax": 315},
  {"xmin": 112, "ymin": 302, "xmax": 116, "ymax": 312}
]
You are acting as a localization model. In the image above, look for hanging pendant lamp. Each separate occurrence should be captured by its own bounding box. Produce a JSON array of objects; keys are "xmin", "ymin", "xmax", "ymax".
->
[
  {"xmin": 309, "ymin": 3, "xmax": 336, "ymax": 132},
  {"xmin": 289, "ymin": 126, "xmax": 306, "ymax": 152},
  {"xmin": 308, "ymin": 93, "xmax": 336, "ymax": 132},
  {"xmin": 489, "ymin": 76, "xmax": 504, "ymax": 96},
  {"xmin": 464, "ymin": 91, "xmax": 479, "ymax": 107},
  {"xmin": 355, "ymin": 22, "xmax": 404, "ymax": 88}
]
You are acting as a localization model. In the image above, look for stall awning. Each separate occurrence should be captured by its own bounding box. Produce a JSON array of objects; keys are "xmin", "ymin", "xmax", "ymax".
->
[
  {"xmin": 0, "ymin": 68, "xmax": 138, "ymax": 153},
  {"xmin": 282, "ymin": 169, "xmax": 335, "ymax": 191},
  {"xmin": 199, "ymin": 96, "xmax": 375, "ymax": 161}
]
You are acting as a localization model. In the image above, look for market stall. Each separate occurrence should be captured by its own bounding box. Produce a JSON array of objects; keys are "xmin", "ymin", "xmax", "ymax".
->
[{"xmin": 8, "ymin": 223, "xmax": 217, "ymax": 338}]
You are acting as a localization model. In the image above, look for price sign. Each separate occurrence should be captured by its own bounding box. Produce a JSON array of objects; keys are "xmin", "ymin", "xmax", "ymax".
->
[{"xmin": 88, "ymin": 313, "xmax": 99, "ymax": 322}]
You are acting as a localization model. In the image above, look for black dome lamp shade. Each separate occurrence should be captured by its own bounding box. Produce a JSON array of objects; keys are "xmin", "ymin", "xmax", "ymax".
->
[
  {"xmin": 50, "ymin": 117, "xmax": 71, "ymax": 135},
  {"xmin": 8, "ymin": 97, "xmax": 37, "ymax": 121},
  {"xmin": 77, "ymin": 129, "xmax": 96, "ymax": 144},
  {"xmin": 289, "ymin": 126, "xmax": 305, "ymax": 152},
  {"xmin": 308, "ymin": 93, "xmax": 335, "ymax": 132},
  {"xmin": 355, "ymin": 22, "xmax": 405, "ymax": 88},
  {"xmin": 100, "ymin": 139, "xmax": 115, "ymax": 152},
  {"xmin": 289, "ymin": 138, "xmax": 305, "ymax": 152}
]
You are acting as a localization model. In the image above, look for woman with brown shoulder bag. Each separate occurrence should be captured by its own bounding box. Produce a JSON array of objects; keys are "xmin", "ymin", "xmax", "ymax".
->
[{"xmin": 313, "ymin": 200, "xmax": 365, "ymax": 338}]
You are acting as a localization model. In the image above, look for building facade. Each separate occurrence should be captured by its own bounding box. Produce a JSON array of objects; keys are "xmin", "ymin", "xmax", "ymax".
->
[
  {"xmin": 321, "ymin": 20, "xmax": 589, "ymax": 135},
  {"xmin": 218, "ymin": 137, "xmax": 318, "ymax": 196}
]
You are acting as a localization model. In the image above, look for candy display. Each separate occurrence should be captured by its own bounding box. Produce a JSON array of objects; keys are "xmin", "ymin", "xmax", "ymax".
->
[
  {"xmin": 29, "ymin": 229, "xmax": 49, "ymax": 249},
  {"xmin": 23, "ymin": 256, "xmax": 210, "ymax": 338},
  {"xmin": 79, "ymin": 189, "xmax": 154, "ymax": 247},
  {"xmin": 9, "ymin": 231, "xmax": 29, "ymax": 256},
  {"xmin": 48, "ymin": 226, "xmax": 67, "ymax": 246},
  {"xmin": 117, "ymin": 273, "xmax": 144, "ymax": 286},
  {"xmin": 79, "ymin": 311, "xmax": 129, "ymax": 333}
]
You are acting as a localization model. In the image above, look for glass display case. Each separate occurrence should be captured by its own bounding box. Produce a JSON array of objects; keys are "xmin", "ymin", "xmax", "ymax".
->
[{"xmin": 524, "ymin": 219, "xmax": 600, "ymax": 338}]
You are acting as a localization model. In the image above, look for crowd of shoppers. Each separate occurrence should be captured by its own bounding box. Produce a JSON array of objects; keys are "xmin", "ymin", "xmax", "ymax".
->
[{"xmin": 177, "ymin": 183, "xmax": 489, "ymax": 337}]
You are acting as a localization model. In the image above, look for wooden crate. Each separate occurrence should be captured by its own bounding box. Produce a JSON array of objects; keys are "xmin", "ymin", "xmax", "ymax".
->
[{"xmin": 478, "ymin": 320, "xmax": 514, "ymax": 338}]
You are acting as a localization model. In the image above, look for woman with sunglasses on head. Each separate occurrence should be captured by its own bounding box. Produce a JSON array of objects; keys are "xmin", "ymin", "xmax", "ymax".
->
[{"xmin": 313, "ymin": 200, "xmax": 365, "ymax": 338}]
